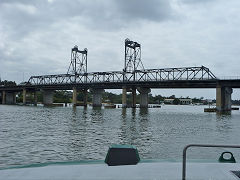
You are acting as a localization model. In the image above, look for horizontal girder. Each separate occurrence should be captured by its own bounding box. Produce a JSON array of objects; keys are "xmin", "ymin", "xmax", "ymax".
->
[
  {"xmin": 28, "ymin": 66, "xmax": 217, "ymax": 85},
  {"xmin": 5, "ymin": 66, "xmax": 240, "ymax": 92}
]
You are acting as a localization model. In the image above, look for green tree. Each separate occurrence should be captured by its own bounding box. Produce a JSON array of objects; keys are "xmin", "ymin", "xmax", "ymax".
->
[
  {"xmin": 54, "ymin": 91, "xmax": 71, "ymax": 103},
  {"xmin": 173, "ymin": 98, "xmax": 180, "ymax": 105},
  {"xmin": 0, "ymin": 80, "xmax": 16, "ymax": 86}
]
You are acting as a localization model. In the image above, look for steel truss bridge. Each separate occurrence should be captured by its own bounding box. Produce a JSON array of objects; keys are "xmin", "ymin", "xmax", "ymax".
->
[
  {"xmin": 26, "ymin": 66, "xmax": 219, "ymax": 90},
  {"xmin": 1, "ymin": 38, "xmax": 240, "ymax": 91},
  {"xmin": 4, "ymin": 66, "xmax": 237, "ymax": 91}
]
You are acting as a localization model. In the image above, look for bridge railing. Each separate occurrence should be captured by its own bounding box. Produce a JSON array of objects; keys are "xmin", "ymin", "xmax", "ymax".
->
[{"xmin": 28, "ymin": 66, "xmax": 217, "ymax": 85}]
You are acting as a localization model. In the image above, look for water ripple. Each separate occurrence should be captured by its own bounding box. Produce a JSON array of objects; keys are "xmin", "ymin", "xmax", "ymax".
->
[{"xmin": 0, "ymin": 105, "xmax": 240, "ymax": 168}]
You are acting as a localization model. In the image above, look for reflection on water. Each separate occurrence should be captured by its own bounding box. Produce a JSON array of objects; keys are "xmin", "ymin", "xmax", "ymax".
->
[
  {"xmin": 215, "ymin": 114, "xmax": 233, "ymax": 134},
  {"xmin": 0, "ymin": 105, "xmax": 240, "ymax": 168}
]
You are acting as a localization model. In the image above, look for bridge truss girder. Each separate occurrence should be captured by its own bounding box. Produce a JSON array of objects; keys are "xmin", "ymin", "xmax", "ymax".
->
[{"xmin": 28, "ymin": 66, "xmax": 217, "ymax": 85}]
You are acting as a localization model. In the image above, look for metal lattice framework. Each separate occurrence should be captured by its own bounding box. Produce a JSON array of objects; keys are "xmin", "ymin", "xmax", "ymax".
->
[
  {"xmin": 67, "ymin": 45, "xmax": 88, "ymax": 75},
  {"xmin": 28, "ymin": 66, "xmax": 217, "ymax": 85},
  {"xmin": 27, "ymin": 39, "xmax": 217, "ymax": 87},
  {"xmin": 124, "ymin": 39, "xmax": 144, "ymax": 73}
]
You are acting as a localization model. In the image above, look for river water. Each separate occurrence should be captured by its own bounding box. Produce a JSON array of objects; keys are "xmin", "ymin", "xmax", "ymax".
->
[{"xmin": 0, "ymin": 104, "xmax": 240, "ymax": 168}]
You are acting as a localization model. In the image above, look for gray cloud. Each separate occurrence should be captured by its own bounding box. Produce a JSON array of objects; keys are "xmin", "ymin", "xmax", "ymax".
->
[
  {"xmin": 1, "ymin": 0, "xmax": 240, "ymax": 99},
  {"xmin": 0, "ymin": 0, "xmax": 175, "ymax": 81},
  {"xmin": 0, "ymin": 0, "xmax": 174, "ymax": 38},
  {"xmin": 115, "ymin": 0, "xmax": 172, "ymax": 21},
  {"xmin": 180, "ymin": 0, "xmax": 215, "ymax": 4}
]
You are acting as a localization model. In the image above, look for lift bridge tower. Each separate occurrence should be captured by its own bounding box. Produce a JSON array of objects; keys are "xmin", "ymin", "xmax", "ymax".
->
[
  {"xmin": 67, "ymin": 45, "xmax": 88, "ymax": 75},
  {"xmin": 67, "ymin": 45, "xmax": 88, "ymax": 106},
  {"xmin": 123, "ymin": 39, "xmax": 145, "ymax": 108},
  {"xmin": 124, "ymin": 38, "xmax": 144, "ymax": 80}
]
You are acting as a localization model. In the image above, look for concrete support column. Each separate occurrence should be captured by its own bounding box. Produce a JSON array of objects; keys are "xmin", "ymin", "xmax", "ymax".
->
[
  {"xmin": 13, "ymin": 92, "xmax": 16, "ymax": 104},
  {"xmin": 6, "ymin": 92, "xmax": 16, "ymax": 104},
  {"xmin": 132, "ymin": 88, "xmax": 136, "ymax": 108},
  {"xmin": 43, "ymin": 90, "xmax": 54, "ymax": 105},
  {"xmin": 72, "ymin": 87, "xmax": 77, "ymax": 106},
  {"xmin": 34, "ymin": 91, "xmax": 37, "ymax": 106},
  {"xmin": 122, "ymin": 87, "xmax": 127, "ymax": 108},
  {"xmin": 138, "ymin": 87, "xmax": 151, "ymax": 108},
  {"xmin": 91, "ymin": 89, "xmax": 104, "ymax": 107},
  {"xmin": 216, "ymin": 86, "xmax": 232, "ymax": 112},
  {"xmin": 83, "ymin": 89, "xmax": 88, "ymax": 107},
  {"xmin": 23, "ymin": 89, "xmax": 26, "ymax": 105},
  {"xmin": 2, "ymin": 91, "xmax": 6, "ymax": 104}
]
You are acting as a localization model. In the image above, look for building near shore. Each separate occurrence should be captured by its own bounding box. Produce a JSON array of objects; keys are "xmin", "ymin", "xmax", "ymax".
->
[
  {"xmin": 179, "ymin": 98, "xmax": 192, "ymax": 105},
  {"xmin": 164, "ymin": 99, "xmax": 174, "ymax": 104}
]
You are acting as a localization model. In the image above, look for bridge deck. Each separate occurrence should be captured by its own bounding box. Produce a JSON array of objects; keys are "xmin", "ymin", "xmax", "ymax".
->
[
  {"xmin": 1, "ymin": 66, "xmax": 240, "ymax": 91},
  {"xmin": 1, "ymin": 79, "xmax": 240, "ymax": 92}
]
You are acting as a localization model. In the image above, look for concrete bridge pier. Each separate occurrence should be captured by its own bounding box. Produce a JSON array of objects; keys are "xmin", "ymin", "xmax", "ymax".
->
[
  {"xmin": 138, "ymin": 88, "xmax": 151, "ymax": 108},
  {"xmin": 34, "ymin": 91, "xmax": 38, "ymax": 106},
  {"xmin": 73, "ymin": 88, "xmax": 88, "ymax": 107},
  {"xmin": 23, "ymin": 89, "xmax": 26, "ymax": 105},
  {"xmin": 122, "ymin": 87, "xmax": 127, "ymax": 108},
  {"xmin": 83, "ymin": 89, "xmax": 88, "ymax": 107},
  {"xmin": 91, "ymin": 89, "xmax": 104, "ymax": 107},
  {"xmin": 5, "ymin": 92, "xmax": 16, "ymax": 104},
  {"xmin": 1, "ymin": 91, "xmax": 6, "ymax": 104},
  {"xmin": 122, "ymin": 87, "xmax": 137, "ymax": 108},
  {"xmin": 216, "ymin": 86, "xmax": 232, "ymax": 112},
  {"xmin": 132, "ymin": 88, "xmax": 136, "ymax": 108},
  {"xmin": 72, "ymin": 87, "xmax": 77, "ymax": 106},
  {"xmin": 43, "ymin": 90, "xmax": 54, "ymax": 106}
]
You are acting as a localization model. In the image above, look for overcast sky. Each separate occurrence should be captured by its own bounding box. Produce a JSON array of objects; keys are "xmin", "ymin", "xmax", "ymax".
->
[{"xmin": 1, "ymin": 0, "xmax": 240, "ymax": 99}]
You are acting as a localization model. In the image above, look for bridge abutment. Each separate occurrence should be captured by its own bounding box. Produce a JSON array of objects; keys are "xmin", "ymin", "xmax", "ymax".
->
[
  {"xmin": 138, "ymin": 88, "xmax": 151, "ymax": 108},
  {"xmin": 43, "ymin": 90, "xmax": 54, "ymax": 105},
  {"xmin": 91, "ymin": 89, "xmax": 104, "ymax": 107},
  {"xmin": 216, "ymin": 86, "xmax": 232, "ymax": 112}
]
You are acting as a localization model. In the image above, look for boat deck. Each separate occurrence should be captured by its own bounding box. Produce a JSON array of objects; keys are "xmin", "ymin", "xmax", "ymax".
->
[{"xmin": 1, "ymin": 161, "xmax": 240, "ymax": 180}]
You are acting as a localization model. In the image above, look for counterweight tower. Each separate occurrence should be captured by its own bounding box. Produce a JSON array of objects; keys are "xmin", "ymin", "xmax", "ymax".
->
[
  {"xmin": 124, "ymin": 38, "xmax": 144, "ymax": 73},
  {"xmin": 67, "ymin": 45, "xmax": 88, "ymax": 75}
]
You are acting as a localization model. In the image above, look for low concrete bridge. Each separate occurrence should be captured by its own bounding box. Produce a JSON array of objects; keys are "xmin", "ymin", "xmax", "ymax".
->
[{"xmin": 0, "ymin": 39, "xmax": 239, "ymax": 112}]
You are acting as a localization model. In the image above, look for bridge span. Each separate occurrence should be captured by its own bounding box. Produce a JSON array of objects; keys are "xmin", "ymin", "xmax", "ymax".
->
[{"xmin": 0, "ymin": 39, "xmax": 239, "ymax": 112}]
